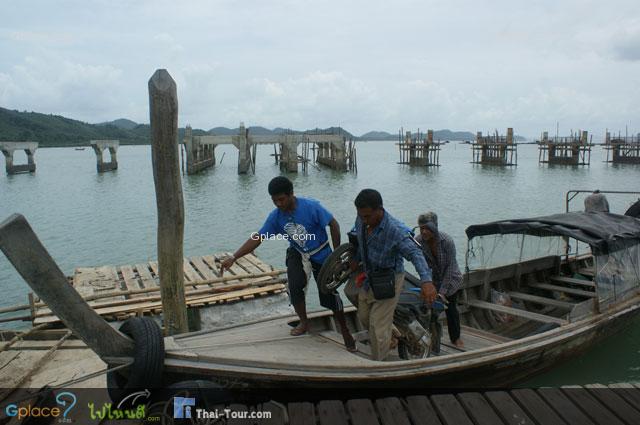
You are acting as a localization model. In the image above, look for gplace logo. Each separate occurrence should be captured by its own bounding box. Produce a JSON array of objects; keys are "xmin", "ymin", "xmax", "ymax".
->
[
  {"xmin": 173, "ymin": 396, "xmax": 195, "ymax": 419},
  {"xmin": 5, "ymin": 391, "xmax": 76, "ymax": 421}
]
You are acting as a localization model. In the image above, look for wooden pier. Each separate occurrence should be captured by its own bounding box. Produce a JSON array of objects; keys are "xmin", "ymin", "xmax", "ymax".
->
[
  {"xmin": 471, "ymin": 128, "xmax": 517, "ymax": 166},
  {"xmin": 397, "ymin": 129, "xmax": 442, "ymax": 167},
  {"xmin": 538, "ymin": 131, "xmax": 592, "ymax": 165},
  {"xmin": 604, "ymin": 132, "xmax": 640, "ymax": 164},
  {"xmin": 1, "ymin": 252, "xmax": 285, "ymax": 325}
]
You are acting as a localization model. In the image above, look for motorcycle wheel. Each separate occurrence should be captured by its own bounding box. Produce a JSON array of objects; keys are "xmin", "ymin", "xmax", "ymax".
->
[
  {"xmin": 317, "ymin": 243, "xmax": 356, "ymax": 294},
  {"xmin": 397, "ymin": 338, "xmax": 431, "ymax": 360}
]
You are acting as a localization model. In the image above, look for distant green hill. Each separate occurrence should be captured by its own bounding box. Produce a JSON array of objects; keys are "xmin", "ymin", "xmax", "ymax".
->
[{"xmin": 0, "ymin": 108, "xmax": 206, "ymax": 147}]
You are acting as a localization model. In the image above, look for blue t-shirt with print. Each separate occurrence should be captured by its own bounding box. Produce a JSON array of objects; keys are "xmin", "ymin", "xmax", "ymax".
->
[{"xmin": 258, "ymin": 197, "xmax": 333, "ymax": 263}]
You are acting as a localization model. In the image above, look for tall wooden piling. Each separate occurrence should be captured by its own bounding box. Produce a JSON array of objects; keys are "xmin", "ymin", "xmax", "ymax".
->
[{"xmin": 148, "ymin": 69, "xmax": 188, "ymax": 335}]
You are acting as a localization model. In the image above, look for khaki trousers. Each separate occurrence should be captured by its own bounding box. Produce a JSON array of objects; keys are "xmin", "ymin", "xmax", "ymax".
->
[{"xmin": 357, "ymin": 272, "xmax": 404, "ymax": 361}]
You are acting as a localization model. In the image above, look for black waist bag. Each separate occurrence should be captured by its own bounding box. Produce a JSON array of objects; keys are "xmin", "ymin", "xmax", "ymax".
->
[
  {"xmin": 368, "ymin": 268, "xmax": 396, "ymax": 300},
  {"xmin": 361, "ymin": 223, "xmax": 396, "ymax": 300}
]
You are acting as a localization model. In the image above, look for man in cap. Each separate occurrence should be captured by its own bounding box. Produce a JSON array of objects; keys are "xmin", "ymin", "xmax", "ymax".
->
[{"xmin": 415, "ymin": 211, "xmax": 464, "ymax": 348}]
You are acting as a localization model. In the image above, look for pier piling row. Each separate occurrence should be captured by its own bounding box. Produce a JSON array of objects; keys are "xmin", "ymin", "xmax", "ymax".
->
[
  {"xmin": 183, "ymin": 125, "xmax": 216, "ymax": 174},
  {"xmin": 0, "ymin": 142, "xmax": 38, "ymax": 175},
  {"xmin": 397, "ymin": 129, "xmax": 442, "ymax": 166},
  {"xmin": 538, "ymin": 130, "xmax": 592, "ymax": 165},
  {"xmin": 182, "ymin": 126, "xmax": 355, "ymax": 174},
  {"xmin": 472, "ymin": 128, "xmax": 517, "ymax": 166},
  {"xmin": 90, "ymin": 140, "xmax": 119, "ymax": 173},
  {"xmin": 604, "ymin": 132, "xmax": 640, "ymax": 164}
]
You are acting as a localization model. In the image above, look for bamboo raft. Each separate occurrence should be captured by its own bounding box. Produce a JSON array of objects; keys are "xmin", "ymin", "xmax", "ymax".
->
[{"xmin": 1, "ymin": 252, "xmax": 286, "ymax": 325}]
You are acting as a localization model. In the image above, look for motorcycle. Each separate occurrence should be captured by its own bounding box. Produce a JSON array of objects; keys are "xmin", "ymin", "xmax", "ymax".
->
[{"xmin": 318, "ymin": 233, "xmax": 445, "ymax": 359}]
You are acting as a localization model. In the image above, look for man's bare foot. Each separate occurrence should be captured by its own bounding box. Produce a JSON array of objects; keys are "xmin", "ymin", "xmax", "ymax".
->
[
  {"xmin": 453, "ymin": 339, "xmax": 465, "ymax": 349},
  {"xmin": 290, "ymin": 322, "xmax": 309, "ymax": 336}
]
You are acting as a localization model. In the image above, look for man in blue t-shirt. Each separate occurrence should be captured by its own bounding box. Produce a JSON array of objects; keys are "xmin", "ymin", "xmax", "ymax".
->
[{"xmin": 220, "ymin": 176, "xmax": 356, "ymax": 351}]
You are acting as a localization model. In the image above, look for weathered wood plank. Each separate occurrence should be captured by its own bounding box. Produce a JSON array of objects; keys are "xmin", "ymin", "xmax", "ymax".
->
[
  {"xmin": 430, "ymin": 394, "xmax": 474, "ymax": 425},
  {"xmin": 288, "ymin": 402, "xmax": 316, "ymax": 425},
  {"xmin": 550, "ymin": 275, "xmax": 596, "ymax": 288},
  {"xmin": 529, "ymin": 283, "xmax": 597, "ymax": 298},
  {"xmin": 346, "ymin": 399, "xmax": 380, "ymax": 425},
  {"xmin": 605, "ymin": 384, "xmax": 640, "ymax": 411},
  {"xmin": 484, "ymin": 391, "xmax": 534, "ymax": 425},
  {"xmin": 148, "ymin": 261, "xmax": 159, "ymax": 278},
  {"xmin": 135, "ymin": 263, "xmax": 158, "ymax": 287},
  {"xmin": 510, "ymin": 389, "xmax": 566, "ymax": 425},
  {"xmin": 317, "ymin": 400, "xmax": 349, "ymax": 425},
  {"xmin": 375, "ymin": 397, "xmax": 411, "ymax": 425},
  {"xmin": 405, "ymin": 396, "xmax": 442, "ymax": 425},
  {"xmin": 190, "ymin": 256, "xmax": 217, "ymax": 281},
  {"xmin": 457, "ymin": 393, "xmax": 505, "ymax": 425},
  {"xmin": 507, "ymin": 291, "xmax": 576, "ymax": 310},
  {"xmin": 585, "ymin": 384, "xmax": 640, "ymax": 425},
  {"xmin": 561, "ymin": 387, "xmax": 625, "ymax": 425},
  {"xmin": 183, "ymin": 259, "xmax": 202, "ymax": 283},
  {"xmin": 246, "ymin": 252, "xmax": 273, "ymax": 271},
  {"xmin": 466, "ymin": 299, "xmax": 568, "ymax": 325},
  {"xmin": 537, "ymin": 388, "xmax": 596, "ymax": 425},
  {"xmin": 120, "ymin": 265, "xmax": 142, "ymax": 295}
]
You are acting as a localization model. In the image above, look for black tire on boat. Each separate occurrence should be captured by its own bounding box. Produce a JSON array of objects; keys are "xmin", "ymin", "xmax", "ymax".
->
[
  {"xmin": 107, "ymin": 317, "xmax": 165, "ymax": 403},
  {"xmin": 317, "ymin": 243, "xmax": 356, "ymax": 294}
]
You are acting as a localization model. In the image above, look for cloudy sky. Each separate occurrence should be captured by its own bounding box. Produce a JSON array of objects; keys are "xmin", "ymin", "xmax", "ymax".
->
[{"xmin": 1, "ymin": 0, "xmax": 639, "ymax": 138}]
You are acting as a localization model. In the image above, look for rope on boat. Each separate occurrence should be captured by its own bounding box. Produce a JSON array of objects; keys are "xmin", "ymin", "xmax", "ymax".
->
[{"xmin": 0, "ymin": 323, "xmax": 49, "ymax": 353}]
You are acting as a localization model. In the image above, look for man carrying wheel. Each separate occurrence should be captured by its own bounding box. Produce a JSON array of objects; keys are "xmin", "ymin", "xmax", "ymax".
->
[{"xmin": 220, "ymin": 176, "xmax": 356, "ymax": 352}]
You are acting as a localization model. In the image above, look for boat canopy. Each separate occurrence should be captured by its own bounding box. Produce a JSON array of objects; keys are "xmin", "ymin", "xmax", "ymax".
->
[{"xmin": 465, "ymin": 212, "xmax": 640, "ymax": 255}]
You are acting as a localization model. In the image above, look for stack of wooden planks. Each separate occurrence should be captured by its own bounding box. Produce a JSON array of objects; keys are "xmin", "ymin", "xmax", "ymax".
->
[{"xmin": 30, "ymin": 252, "xmax": 286, "ymax": 325}]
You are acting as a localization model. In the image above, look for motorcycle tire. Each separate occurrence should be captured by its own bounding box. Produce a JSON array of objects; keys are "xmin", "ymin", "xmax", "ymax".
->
[{"xmin": 317, "ymin": 243, "xmax": 356, "ymax": 294}]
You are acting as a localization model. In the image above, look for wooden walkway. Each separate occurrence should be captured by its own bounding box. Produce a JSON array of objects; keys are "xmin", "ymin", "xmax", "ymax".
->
[
  {"xmin": 237, "ymin": 384, "xmax": 640, "ymax": 425},
  {"xmin": 30, "ymin": 252, "xmax": 286, "ymax": 324}
]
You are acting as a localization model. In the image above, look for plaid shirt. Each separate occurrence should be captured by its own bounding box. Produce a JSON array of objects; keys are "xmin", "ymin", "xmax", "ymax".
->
[
  {"xmin": 415, "ymin": 231, "xmax": 463, "ymax": 296},
  {"xmin": 353, "ymin": 211, "xmax": 432, "ymax": 283}
]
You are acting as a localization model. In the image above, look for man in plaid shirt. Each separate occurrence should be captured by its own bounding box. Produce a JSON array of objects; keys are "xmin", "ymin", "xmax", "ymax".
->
[{"xmin": 415, "ymin": 211, "xmax": 465, "ymax": 348}]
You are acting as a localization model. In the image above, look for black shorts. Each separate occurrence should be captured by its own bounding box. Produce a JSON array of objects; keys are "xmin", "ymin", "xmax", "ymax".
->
[{"xmin": 285, "ymin": 247, "xmax": 342, "ymax": 311}]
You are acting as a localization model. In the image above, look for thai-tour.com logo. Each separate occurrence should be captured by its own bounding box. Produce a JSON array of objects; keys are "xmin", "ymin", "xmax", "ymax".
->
[
  {"xmin": 173, "ymin": 397, "xmax": 272, "ymax": 420},
  {"xmin": 5, "ymin": 391, "xmax": 76, "ymax": 422}
]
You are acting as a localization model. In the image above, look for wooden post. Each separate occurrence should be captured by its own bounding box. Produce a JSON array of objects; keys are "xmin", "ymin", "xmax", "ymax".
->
[
  {"xmin": 0, "ymin": 214, "xmax": 134, "ymax": 361},
  {"xmin": 148, "ymin": 69, "xmax": 188, "ymax": 335}
]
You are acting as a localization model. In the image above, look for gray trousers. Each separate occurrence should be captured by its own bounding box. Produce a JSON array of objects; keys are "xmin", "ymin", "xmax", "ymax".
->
[{"xmin": 357, "ymin": 273, "xmax": 404, "ymax": 361}]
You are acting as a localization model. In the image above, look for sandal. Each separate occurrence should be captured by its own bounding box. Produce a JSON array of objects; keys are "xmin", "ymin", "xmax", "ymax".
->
[{"xmin": 290, "ymin": 323, "xmax": 308, "ymax": 336}]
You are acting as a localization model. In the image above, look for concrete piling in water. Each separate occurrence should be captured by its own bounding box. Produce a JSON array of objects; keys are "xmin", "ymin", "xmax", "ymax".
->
[
  {"xmin": 236, "ymin": 123, "xmax": 253, "ymax": 174},
  {"xmin": 279, "ymin": 135, "xmax": 300, "ymax": 173},
  {"xmin": 90, "ymin": 140, "xmax": 119, "ymax": 172},
  {"xmin": 0, "ymin": 142, "xmax": 38, "ymax": 175},
  {"xmin": 183, "ymin": 125, "xmax": 216, "ymax": 174}
]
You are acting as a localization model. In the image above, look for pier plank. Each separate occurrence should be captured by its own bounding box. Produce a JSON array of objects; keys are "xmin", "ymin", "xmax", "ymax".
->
[
  {"xmin": 560, "ymin": 387, "xmax": 625, "ymax": 425},
  {"xmin": 288, "ymin": 402, "xmax": 316, "ymax": 425},
  {"xmin": 245, "ymin": 253, "xmax": 274, "ymax": 272},
  {"xmin": 119, "ymin": 265, "xmax": 142, "ymax": 294},
  {"xmin": 375, "ymin": 397, "xmax": 411, "ymax": 425},
  {"xmin": 202, "ymin": 255, "xmax": 223, "ymax": 277},
  {"xmin": 510, "ymin": 389, "xmax": 566, "ymax": 425},
  {"xmin": 190, "ymin": 256, "xmax": 217, "ymax": 281},
  {"xmin": 431, "ymin": 394, "xmax": 473, "ymax": 425},
  {"xmin": 346, "ymin": 399, "xmax": 380, "ymax": 425},
  {"xmin": 183, "ymin": 259, "xmax": 202, "ymax": 283},
  {"xmin": 317, "ymin": 400, "xmax": 349, "ymax": 425},
  {"xmin": 537, "ymin": 388, "xmax": 596, "ymax": 425},
  {"xmin": 135, "ymin": 263, "xmax": 158, "ymax": 287},
  {"xmin": 405, "ymin": 396, "xmax": 442, "ymax": 425},
  {"xmin": 606, "ymin": 383, "xmax": 640, "ymax": 410},
  {"xmin": 148, "ymin": 261, "xmax": 159, "ymax": 278},
  {"xmin": 457, "ymin": 393, "xmax": 505, "ymax": 425},
  {"xmin": 585, "ymin": 384, "xmax": 640, "ymax": 425},
  {"xmin": 484, "ymin": 391, "xmax": 534, "ymax": 425}
]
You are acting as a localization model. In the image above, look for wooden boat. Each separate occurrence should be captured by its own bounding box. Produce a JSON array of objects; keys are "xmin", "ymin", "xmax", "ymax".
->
[{"xmin": 1, "ymin": 209, "xmax": 640, "ymax": 390}]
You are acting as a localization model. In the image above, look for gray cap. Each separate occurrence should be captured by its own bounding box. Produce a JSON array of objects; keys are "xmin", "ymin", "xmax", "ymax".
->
[{"xmin": 418, "ymin": 211, "xmax": 438, "ymax": 234}]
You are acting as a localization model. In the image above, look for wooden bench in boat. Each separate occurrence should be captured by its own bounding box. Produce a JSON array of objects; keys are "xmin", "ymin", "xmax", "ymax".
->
[
  {"xmin": 529, "ymin": 282, "xmax": 597, "ymax": 298},
  {"xmin": 550, "ymin": 275, "xmax": 596, "ymax": 288},
  {"xmin": 577, "ymin": 267, "xmax": 595, "ymax": 277},
  {"xmin": 466, "ymin": 299, "xmax": 568, "ymax": 325},
  {"xmin": 507, "ymin": 291, "xmax": 577, "ymax": 310}
]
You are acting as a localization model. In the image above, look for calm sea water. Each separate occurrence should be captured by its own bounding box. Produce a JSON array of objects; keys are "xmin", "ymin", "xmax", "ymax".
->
[{"xmin": 1, "ymin": 141, "xmax": 639, "ymax": 385}]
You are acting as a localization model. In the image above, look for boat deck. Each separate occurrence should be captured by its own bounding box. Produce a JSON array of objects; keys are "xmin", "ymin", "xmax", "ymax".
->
[{"xmin": 171, "ymin": 311, "xmax": 509, "ymax": 367}]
